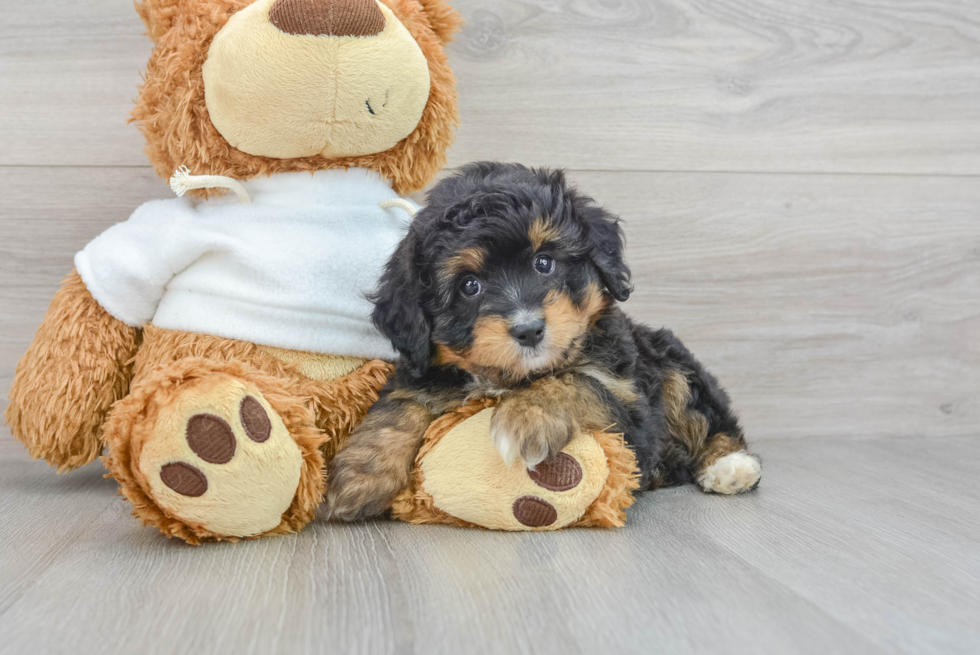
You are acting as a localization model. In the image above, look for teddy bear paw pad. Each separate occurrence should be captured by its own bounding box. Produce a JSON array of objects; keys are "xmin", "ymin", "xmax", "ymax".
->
[
  {"xmin": 512, "ymin": 496, "xmax": 558, "ymax": 527},
  {"xmin": 159, "ymin": 462, "xmax": 208, "ymax": 497},
  {"xmin": 140, "ymin": 386, "xmax": 303, "ymax": 537},
  {"xmin": 240, "ymin": 396, "xmax": 272, "ymax": 443},
  {"xmin": 528, "ymin": 453, "xmax": 582, "ymax": 491},
  {"xmin": 185, "ymin": 414, "xmax": 237, "ymax": 464}
]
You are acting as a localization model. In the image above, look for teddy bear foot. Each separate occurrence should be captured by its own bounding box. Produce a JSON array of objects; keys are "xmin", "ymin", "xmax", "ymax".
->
[
  {"xmin": 102, "ymin": 358, "xmax": 326, "ymax": 544},
  {"xmin": 392, "ymin": 401, "xmax": 641, "ymax": 531}
]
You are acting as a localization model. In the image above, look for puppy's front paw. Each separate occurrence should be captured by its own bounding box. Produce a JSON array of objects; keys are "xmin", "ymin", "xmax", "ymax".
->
[
  {"xmin": 490, "ymin": 396, "xmax": 574, "ymax": 468},
  {"xmin": 327, "ymin": 449, "xmax": 407, "ymax": 522}
]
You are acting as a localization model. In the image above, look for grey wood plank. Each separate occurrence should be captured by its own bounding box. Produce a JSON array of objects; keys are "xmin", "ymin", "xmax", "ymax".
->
[
  {"xmin": 2, "ymin": 1, "xmax": 979, "ymax": 174},
  {"xmin": 2, "ymin": 166, "xmax": 977, "ymax": 441},
  {"xmin": 448, "ymin": 0, "xmax": 980, "ymax": 174},
  {"xmin": 2, "ymin": 431, "xmax": 979, "ymax": 654},
  {"xmin": 0, "ymin": 0, "xmax": 151, "ymax": 168},
  {"xmin": 0, "ymin": 442, "xmax": 122, "ymax": 617},
  {"xmin": 576, "ymin": 170, "xmax": 980, "ymax": 442},
  {"xmin": 663, "ymin": 435, "xmax": 980, "ymax": 655}
]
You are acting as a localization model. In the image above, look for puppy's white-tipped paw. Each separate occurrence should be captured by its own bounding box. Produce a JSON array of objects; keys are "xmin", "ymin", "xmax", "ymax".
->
[
  {"xmin": 698, "ymin": 451, "xmax": 761, "ymax": 494},
  {"xmin": 491, "ymin": 424, "xmax": 519, "ymax": 468},
  {"xmin": 490, "ymin": 399, "xmax": 571, "ymax": 469}
]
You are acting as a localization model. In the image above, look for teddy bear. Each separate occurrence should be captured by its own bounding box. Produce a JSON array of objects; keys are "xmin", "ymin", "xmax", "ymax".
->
[{"xmin": 6, "ymin": 0, "xmax": 638, "ymax": 543}]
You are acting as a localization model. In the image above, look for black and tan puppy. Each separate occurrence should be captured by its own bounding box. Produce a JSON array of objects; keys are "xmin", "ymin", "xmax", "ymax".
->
[{"xmin": 328, "ymin": 162, "xmax": 761, "ymax": 521}]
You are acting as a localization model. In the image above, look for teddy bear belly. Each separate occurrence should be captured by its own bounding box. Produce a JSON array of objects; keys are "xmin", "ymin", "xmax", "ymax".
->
[
  {"xmin": 133, "ymin": 326, "xmax": 374, "ymax": 382},
  {"xmin": 258, "ymin": 346, "xmax": 369, "ymax": 382}
]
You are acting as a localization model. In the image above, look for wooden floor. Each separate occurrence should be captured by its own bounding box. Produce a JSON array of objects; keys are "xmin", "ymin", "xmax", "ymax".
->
[
  {"xmin": 1, "ymin": 0, "xmax": 979, "ymax": 653},
  {"xmin": 2, "ymin": 434, "xmax": 979, "ymax": 654}
]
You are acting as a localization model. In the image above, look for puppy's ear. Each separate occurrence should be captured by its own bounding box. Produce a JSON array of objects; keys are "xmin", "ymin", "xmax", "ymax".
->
[
  {"xmin": 574, "ymin": 196, "xmax": 633, "ymax": 302},
  {"xmin": 371, "ymin": 233, "xmax": 432, "ymax": 377}
]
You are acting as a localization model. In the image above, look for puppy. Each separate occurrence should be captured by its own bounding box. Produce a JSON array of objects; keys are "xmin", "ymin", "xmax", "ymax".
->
[{"xmin": 328, "ymin": 162, "xmax": 761, "ymax": 521}]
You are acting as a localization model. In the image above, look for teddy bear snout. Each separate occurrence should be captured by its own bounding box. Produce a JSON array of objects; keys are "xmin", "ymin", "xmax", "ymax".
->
[{"xmin": 269, "ymin": 0, "xmax": 386, "ymax": 37}]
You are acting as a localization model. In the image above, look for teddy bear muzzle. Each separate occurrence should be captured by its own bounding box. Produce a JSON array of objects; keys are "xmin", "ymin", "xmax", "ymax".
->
[
  {"xmin": 269, "ymin": 0, "xmax": 386, "ymax": 37},
  {"xmin": 202, "ymin": 0, "xmax": 432, "ymax": 161}
]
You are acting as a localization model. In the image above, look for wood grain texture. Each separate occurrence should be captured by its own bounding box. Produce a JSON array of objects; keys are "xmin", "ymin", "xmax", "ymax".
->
[
  {"xmin": 1, "ymin": 434, "xmax": 978, "ymax": 655},
  {"xmin": 2, "ymin": 1, "xmax": 980, "ymax": 173},
  {"xmin": 0, "ymin": 0, "xmax": 152, "ymax": 168},
  {"xmin": 448, "ymin": 0, "xmax": 980, "ymax": 174},
  {"xmin": 583, "ymin": 170, "xmax": 980, "ymax": 441},
  {"xmin": 2, "ymin": 166, "xmax": 977, "ymax": 441}
]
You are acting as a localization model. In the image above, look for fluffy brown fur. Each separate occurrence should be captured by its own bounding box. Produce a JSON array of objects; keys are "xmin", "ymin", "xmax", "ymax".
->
[
  {"xmin": 135, "ymin": 326, "xmax": 393, "ymax": 459},
  {"xmin": 490, "ymin": 373, "xmax": 614, "ymax": 465},
  {"xmin": 415, "ymin": 0, "xmax": 462, "ymax": 43},
  {"xmin": 5, "ymin": 270, "xmax": 141, "ymax": 471},
  {"xmin": 569, "ymin": 429, "xmax": 641, "ymax": 528},
  {"xmin": 661, "ymin": 370, "xmax": 746, "ymax": 473},
  {"xmin": 132, "ymin": 0, "xmax": 460, "ymax": 194},
  {"xmin": 326, "ymin": 396, "xmax": 434, "ymax": 520}
]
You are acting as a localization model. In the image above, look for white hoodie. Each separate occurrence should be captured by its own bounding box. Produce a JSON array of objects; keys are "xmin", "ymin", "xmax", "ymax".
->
[{"xmin": 75, "ymin": 168, "xmax": 412, "ymax": 360}]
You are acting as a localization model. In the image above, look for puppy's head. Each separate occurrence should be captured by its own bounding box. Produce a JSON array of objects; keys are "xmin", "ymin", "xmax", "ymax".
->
[{"xmin": 372, "ymin": 162, "xmax": 632, "ymax": 382}]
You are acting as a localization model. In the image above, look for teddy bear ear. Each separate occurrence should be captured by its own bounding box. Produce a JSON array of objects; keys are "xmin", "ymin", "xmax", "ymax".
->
[
  {"xmin": 135, "ymin": 0, "xmax": 183, "ymax": 43},
  {"xmin": 416, "ymin": 0, "xmax": 463, "ymax": 44}
]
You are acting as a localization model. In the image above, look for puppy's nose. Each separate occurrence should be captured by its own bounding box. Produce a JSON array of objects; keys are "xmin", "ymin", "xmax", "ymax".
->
[
  {"xmin": 270, "ymin": 0, "xmax": 386, "ymax": 37},
  {"xmin": 510, "ymin": 320, "xmax": 546, "ymax": 349}
]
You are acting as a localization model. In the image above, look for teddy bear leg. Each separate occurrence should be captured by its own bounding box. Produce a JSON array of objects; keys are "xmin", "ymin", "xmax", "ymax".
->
[
  {"xmin": 392, "ymin": 405, "xmax": 640, "ymax": 531},
  {"xmin": 102, "ymin": 358, "xmax": 325, "ymax": 544}
]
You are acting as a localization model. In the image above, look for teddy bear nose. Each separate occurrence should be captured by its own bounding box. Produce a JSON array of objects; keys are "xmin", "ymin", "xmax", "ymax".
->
[{"xmin": 269, "ymin": 0, "xmax": 386, "ymax": 37}]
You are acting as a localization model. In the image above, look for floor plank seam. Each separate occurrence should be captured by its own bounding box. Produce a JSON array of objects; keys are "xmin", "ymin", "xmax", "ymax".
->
[{"xmin": 2, "ymin": 163, "xmax": 980, "ymax": 180}]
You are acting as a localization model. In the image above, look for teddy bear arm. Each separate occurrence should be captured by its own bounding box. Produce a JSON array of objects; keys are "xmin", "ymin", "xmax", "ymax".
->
[{"xmin": 6, "ymin": 269, "xmax": 141, "ymax": 471}]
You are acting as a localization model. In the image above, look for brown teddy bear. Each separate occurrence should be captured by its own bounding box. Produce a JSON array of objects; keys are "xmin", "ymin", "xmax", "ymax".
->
[{"xmin": 6, "ymin": 0, "xmax": 637, "ymax": 543}]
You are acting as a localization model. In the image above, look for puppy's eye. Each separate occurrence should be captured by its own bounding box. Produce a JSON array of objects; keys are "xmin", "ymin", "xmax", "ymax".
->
[
  {"xmin": 534, "ymin": 254, "xmax": 556, "ymax": 275},
  {"xmin": 460, "ymin": 276, "xmax": 483, "ymax": 297}
]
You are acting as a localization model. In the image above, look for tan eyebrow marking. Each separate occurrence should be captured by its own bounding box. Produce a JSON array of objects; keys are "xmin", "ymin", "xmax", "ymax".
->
[
  {"xmin": 528, "ymin": 218, "xmax": 562, "ymax": 250},
  {"xmin": 443, "ymin": 247, "xmax": 487, "ymax": 276}
]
